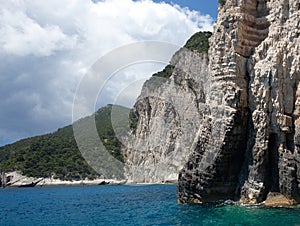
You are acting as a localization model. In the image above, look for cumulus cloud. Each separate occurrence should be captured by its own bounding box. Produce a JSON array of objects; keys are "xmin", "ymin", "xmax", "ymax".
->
[
  {"xmin": 0, "ymin": 0, "xmax": 214, "ymax": 145},
  {"xmin": 0, "ymin": 10, "xmax": 77, "ymax": 56}
]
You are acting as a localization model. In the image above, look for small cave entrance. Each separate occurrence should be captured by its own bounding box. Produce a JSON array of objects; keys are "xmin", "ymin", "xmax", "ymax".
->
[{"xmin": 267, "ymin": 133, "xmax": 280, "ymax": 192}]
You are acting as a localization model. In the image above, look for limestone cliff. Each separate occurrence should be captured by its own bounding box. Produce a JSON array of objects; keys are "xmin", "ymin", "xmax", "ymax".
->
[
  {"xmin": 178, "ymin": 0, "xmax": 300, "ymax": 204},
  {"xmin": 125, "ymin": 0, "xmax": 299, "ymax": 205},
  {"xmin": 124, "ymin": 32, "xmax": 211, "ymax": 183}
]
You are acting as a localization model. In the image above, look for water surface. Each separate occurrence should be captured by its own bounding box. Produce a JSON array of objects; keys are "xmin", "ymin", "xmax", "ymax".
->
[{"xmin": 0, "ymin": 185, "xmax": 299, "ymax": 225}]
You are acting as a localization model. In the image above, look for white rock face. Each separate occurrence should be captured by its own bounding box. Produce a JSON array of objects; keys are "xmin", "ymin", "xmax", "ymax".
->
[
  {"xmin": 240, "ymin": 0, "xmax": 300, "ymax": 204},
  {"xmin": 124, "ymin": 48, "xmax": 210, "ymax": 183},
  {"xmin": 3, "ymin": 171, "xmax": 40, "ymax": 187},
  {"xmin": 179, "ymin": 0, "xmax": 300, "ymax": 204}
]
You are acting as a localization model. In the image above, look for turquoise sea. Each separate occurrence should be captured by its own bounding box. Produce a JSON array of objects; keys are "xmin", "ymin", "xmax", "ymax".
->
[{"xmin": 0, "ymin": 185, "xmax": 299, "ymax": 225}]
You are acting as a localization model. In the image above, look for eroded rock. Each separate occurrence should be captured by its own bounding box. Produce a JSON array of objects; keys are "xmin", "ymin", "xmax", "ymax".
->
[{"xmin": 179, "ymin": 0, "xmax": 300, "ymax": 205}]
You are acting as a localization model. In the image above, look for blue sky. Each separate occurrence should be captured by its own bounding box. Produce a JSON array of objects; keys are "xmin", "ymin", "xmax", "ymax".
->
[
  {"xmin": 152, "ymin": 0, "xmax": 219, "ymax": 19},
  {"xmin": 0, "ymin": 0, "xmax": 218, "ymax": 146}
]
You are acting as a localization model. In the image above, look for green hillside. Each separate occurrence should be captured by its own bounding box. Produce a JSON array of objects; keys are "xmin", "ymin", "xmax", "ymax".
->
[{"xmin": 0, "ymin": 104, "xmax": 130, "ymax": 181}]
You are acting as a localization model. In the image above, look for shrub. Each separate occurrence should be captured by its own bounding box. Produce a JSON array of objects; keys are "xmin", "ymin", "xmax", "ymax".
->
[{"xmin": 219, "ymin": 0, "xmax": 226, "ymax": 6}]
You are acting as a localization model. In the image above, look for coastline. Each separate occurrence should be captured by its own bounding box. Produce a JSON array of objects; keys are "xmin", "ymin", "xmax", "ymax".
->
[
  {"xmin": 1, "ymin": 171, "xmax": 177, "ymax": 188},
  {"xmin": 35, "ymin": 178, "xmax": 127, "ymax": 187},
  {"xmin": 0, "ymin": 171, "xmax": 127, "ymax": 188}
]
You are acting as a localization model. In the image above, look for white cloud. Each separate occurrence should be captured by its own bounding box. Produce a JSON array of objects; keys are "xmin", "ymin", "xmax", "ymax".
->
[
  {"xmin": 0, "ymin": 8, "xmax": 77, "ymax": 56},
  {"xmin": 0, "ymin": 0, "xmax": 214, "ymax": 145}
]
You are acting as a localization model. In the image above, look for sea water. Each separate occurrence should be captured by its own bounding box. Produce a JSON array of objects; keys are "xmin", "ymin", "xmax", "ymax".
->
[{"xmin": 0, "ymin": 185, "xmax": 299, "ymax": 225}]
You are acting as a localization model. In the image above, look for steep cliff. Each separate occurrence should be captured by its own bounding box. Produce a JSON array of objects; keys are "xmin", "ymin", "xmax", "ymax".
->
[
  {"xmin": 178, "ymin": 0, "xmax": 300, "ymax": 205},
  {"xmin": 124, "ymin": 32, "xmax": 211, "ymax": 183}
]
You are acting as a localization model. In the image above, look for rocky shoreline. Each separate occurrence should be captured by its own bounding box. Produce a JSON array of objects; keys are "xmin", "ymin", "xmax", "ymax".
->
[
  {"xmin": 0, "ymin": 171, "xmax": 127, "ymax": 188},
  {"xmin": 0, "ymin": 171, "xmax": 177, "ymax": 188}
]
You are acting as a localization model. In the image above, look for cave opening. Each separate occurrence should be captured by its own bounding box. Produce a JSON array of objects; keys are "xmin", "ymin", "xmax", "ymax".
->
[{"xmin": 267, "ymin": 133, "xmax": 280, "ymax": 192}]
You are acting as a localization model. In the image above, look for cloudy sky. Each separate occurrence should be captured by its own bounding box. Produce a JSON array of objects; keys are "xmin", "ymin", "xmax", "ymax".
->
[{"xmin": 0, "ymin": 0, "xmax": 218, "ymax": 146}]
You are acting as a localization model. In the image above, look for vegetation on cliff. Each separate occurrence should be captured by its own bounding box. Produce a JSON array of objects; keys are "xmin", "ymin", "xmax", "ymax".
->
[
  {"xmin": 0, "ymin": 104, "xmax": 129, "ymax": 180},
  {"xmin": 153, "ymin": 31, "xmax": 212, "ymax": 79},
  {"xmin": 219, "ymin": 0, "xmax": 226, "ymax": 6}
]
